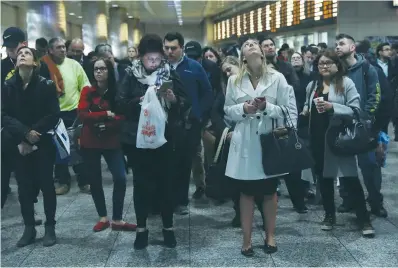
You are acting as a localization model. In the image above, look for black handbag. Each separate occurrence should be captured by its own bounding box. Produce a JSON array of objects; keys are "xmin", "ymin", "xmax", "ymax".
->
[
  {"xmin": 326, "ymin": 108, "xmax": 377, "ymax": 156},
  {"xmin": 205, "ymin": 128, "xmax": 232, "ymax": 201},
  {"xmin": 260, "ymin": 107, "xmax": 314, "ymax": 176}
]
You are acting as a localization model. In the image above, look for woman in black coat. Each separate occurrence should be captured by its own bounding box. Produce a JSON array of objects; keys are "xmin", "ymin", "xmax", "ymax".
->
[
  {"xmin": 2, "ymin": 46, "xmax": 60, "ymax": 247},
  {"xmin": 115, "ymin": 34, "xmax": 190, "ymax": 250}
]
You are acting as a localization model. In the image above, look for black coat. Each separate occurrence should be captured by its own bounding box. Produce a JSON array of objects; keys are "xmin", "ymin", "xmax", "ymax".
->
[
  {"xmin": 115, "ymin": 69, "xmax": 191, "ymax": 147},
  {"xmin": 2, "ymin": 73, "xmax": 60, "ymax": 147},
  {"xmin": 271, "ymin": 59, "xmax": 300, "ymax": 91}
]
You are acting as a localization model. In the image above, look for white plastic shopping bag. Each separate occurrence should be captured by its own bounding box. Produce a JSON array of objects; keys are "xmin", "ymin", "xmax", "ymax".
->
[{"xmin": 136, "ymin": 86, "xmax": 167, "ymax": 149}]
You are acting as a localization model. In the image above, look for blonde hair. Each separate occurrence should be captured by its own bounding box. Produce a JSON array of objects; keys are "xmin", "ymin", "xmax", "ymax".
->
[
  {"xmin": 221, "ymin": 55, "xmax": 239, "ymax": 68},
  {"xmin": 234, "ymin": 39, "xmax": 269, "ymax": 87}
]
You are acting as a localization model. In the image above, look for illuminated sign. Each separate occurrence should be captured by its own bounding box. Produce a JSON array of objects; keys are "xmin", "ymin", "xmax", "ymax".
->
[{"xmin": 214, "ymin": 0, "xmax": 338, "ymax": 41}]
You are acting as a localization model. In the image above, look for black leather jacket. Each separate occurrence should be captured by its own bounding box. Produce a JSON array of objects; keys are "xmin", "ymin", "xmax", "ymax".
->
[
  {"xmin": 115, "ymin": 69, "xmax": 191, "ymax": 147},
  {"xmin": 2, "ymin": 73, "xmax": 60, "ymax": 146}
]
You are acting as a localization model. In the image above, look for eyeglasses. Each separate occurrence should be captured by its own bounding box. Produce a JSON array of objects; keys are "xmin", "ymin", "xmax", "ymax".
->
[
  {"xmin": 144, "ymin": 56, "xmax": 162, "ymax": 63},
  {"xmin": 94, "ymin": 67, "xmax": 107, "ymax": 72},
  {"xmin": 318, "ymin": 61, "xmax": 335, "ymax": 68}
]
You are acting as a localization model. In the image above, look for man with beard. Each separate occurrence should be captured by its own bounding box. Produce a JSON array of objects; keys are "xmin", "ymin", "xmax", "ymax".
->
[{"xmin": 335, "ymin": 34, "xmax": 386, "ymax": 218}]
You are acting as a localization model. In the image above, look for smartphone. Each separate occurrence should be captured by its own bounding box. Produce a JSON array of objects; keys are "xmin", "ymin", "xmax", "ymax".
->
[
  {"xmin": 158, "ymin": 80, "xmax": 173, "ymax": 93},
  {"xmin": 255, "ymin": 97, "xmax": 266, "ymax": 102}
]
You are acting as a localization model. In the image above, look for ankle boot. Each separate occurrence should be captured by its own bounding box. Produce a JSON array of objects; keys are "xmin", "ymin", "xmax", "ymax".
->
[
  {"xmin": 16, "ymin": 226, "xmax": 36, "ymax": 247},
  {"xmin": 134, "ymin": 230, "xmax": 149, "ymax": 250},
  {"xmin": 162, "ymin": 229, "xmax": 177, "ymax": 248},
  {"xmin": 43, "ymin": 225, "xmax": 56, "ymax": 247}
]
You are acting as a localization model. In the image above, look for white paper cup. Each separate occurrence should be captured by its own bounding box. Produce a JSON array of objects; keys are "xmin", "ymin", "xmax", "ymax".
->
[{"xmin": 313, "ymin": 97, "xmax": 325, "ymax": 113}]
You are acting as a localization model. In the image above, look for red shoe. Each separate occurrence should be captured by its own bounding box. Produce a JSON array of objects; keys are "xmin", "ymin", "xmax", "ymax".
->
[
  {"xmin": 111, "ymin": 222, "xmax": 137, "ymax": 231},
  {"xmin": 93, "ymin": 221, "xmax": 110, "ymax": 232}
]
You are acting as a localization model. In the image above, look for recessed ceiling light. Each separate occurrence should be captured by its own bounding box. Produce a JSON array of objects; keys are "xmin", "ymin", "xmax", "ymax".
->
[
  {"xmin": 78, "ymin": 16, "xmax": 83, "ymax": 19},
  {"xmin": 69, "ymin": 13, "xmax": 75, "ymax": 16},
  {"xmin": 128, "ymin": 15, "xmax": 133, "ymax": 19},
  {"xmin": 112, "ymin": 4, "xmax": 118, "ymax": 7}
]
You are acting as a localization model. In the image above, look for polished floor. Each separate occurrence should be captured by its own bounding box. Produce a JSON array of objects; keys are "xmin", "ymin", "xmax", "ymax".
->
[{"xmin": 2, "ymin": 137, "xmax": 398, "ymax": 267}]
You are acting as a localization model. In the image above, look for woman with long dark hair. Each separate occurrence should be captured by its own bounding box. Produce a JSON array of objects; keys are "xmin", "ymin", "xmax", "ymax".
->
[
  {"xmin": 202, "ymin": 46, "xmax": 222, "ymax": 66},
  {"xmin": 116, "ymin": 34, "xmax": 190, "ymax": 249},
  {"xmin": 78, "ymin": 57, "xmax": 137, "ymax": 232},
  {"xmin": 2, "ymin": 46, "xmax": 60, "ymax": 247},
  {"xmin": 302, "ymin": 49, "xmax": 375, "ymax": 237}
]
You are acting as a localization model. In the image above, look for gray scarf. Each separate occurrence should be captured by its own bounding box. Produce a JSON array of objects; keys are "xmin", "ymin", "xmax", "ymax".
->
[{"xmin": 126, "ymin": 59, "xmax": 171, "ymax": 86}]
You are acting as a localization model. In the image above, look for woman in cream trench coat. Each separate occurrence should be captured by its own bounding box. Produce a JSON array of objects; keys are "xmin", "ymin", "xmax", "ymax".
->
[{"xmin": 223, "ymin": 38, "xmax": 297, "ymax": 257}]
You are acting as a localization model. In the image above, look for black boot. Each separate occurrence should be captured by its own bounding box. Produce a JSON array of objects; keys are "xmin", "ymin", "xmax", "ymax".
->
[
  {"xmin": 134, "ymin": 230, "xmax": 149, "ymax": 250},
  {"xmin": 16, "ymin": 226, "xmax": 36, "ymax": 247},
  {"xmin": 43, "ymin": 225, "xmax": 56, "ymax": 247},
  {"xmin": 162, "ymin": 229, "xmax": 177, "ymax": 248}
]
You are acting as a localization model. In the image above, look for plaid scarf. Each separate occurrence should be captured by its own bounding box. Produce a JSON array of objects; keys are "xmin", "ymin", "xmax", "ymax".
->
[{"xmin": 126, "ymin": 59, "xmax": 171, "ymax": 86}]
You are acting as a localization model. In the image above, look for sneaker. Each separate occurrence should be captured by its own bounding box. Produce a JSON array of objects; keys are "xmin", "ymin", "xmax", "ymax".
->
[
  {"xmin": 337, "ymin": 203, "xmax": 353, "ymax": 213},
  {"xmin": 371, "ymin": 206, "xmax": 388, "ymax": 218},
  {"xmin": 192, "ymin": 188, "xmax": 205, "ymax": 200},
  {"xmin": 79, "ymin": 185, "xmax": 91, "ymax": 194},
  {"xmin": 295, "ymin": 205, "xmax": 309, "ymax": 214},
  {"xmin": 175, "ymin": 205, "xmax": 189, "ymax": 215},
  {"xmin": 55, "ymin": 184, "xmax": 70, "ymax": 195},
  {"xmin": 306, "ymin": 189, "xmax": 315, "ymax": 199},
  {"xmin": 361, "ymin": 222, "xmax": 375, "ymax": 238},
  {"xmin": 321, "ymin": 214, "xmax": 335, "ymax": 231},
  {"xmin": 276, "ymin": 188, "xmax": 281, "ymax": 197}
]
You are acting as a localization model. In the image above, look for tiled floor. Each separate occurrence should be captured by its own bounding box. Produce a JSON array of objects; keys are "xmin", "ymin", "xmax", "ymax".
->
[{"xmin": 2, "ymin": 136, "xmax": 398, "ymax": 267}]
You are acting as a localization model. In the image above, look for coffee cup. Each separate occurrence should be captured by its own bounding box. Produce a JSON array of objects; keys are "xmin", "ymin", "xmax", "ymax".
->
[{"xmin": 313, "ymin": 97, "xmax": 325, "ymax": 113}]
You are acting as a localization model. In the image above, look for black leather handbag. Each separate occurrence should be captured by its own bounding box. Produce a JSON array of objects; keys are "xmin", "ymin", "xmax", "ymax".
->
[
  {"xmin": 326, "ymin": 108, "xmax": 377, "ymax": 156},
  {"xmin": 205, "ymin": 128, "xmax": 232, "ymax": 201},
  {"xmin": 260, "ymin": 107, "xmax": 314, "ymax": 176}
]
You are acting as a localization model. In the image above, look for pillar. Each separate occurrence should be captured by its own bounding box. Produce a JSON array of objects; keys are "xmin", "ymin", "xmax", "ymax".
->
[
  {"xmin": 81, "ymin": 1, "xmax": 107, "ymax": 54},
  {"xmin": 26, "ymin": 1, "xmax": 67, "ymax": 47},
  {"xmin": 203, "ymin": 17, "xmax": 214, "ymax": 47},
  {"xmin": 109, "ymin": 6, "xmax": 128, "ymax": 59},
  {"xmin": 128, "ymin": 18, "xmax": 142, "ymax": 47}
]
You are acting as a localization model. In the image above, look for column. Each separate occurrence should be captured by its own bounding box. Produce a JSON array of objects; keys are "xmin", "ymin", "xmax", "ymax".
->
[
  {"xmin": 203, "ymin": 17, "xmax": 214, "ymax": 47},
  {"xmin": 81, "ymin": 1, "xmax": 107, "ymax": 54},
  {"xmin": 109, "ymin": 6, "xmax": 128, "ymax": 59},
  {"xmin": 26, "ymin": 1, "xmax": 67, "ymax": 47},
  {"xmin": 128, "ymin": 18, "xmax": 142, "ymax": 47}
]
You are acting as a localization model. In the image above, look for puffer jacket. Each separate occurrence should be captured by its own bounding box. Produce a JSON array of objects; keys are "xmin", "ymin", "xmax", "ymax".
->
[{"xmin": 115, "ymin": 69, "xmax": 191, "ymax": 148}]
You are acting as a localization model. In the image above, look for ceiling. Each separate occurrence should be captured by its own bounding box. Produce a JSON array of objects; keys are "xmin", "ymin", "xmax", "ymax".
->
[{"xmin": 2, "ymin": 0, "xmax": 242, "ymax": 25}]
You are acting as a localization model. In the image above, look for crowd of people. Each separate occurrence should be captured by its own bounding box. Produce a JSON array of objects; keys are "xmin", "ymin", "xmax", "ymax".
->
[{"xmin": 2, "ymin": 25, "xmax": 398, "ymax": 257}]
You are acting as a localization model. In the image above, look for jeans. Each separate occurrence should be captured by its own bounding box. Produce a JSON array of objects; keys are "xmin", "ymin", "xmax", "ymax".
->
[
  {"xmin": 15, "ymin": 138, "xmax": 57, "ymax": 226},
  {"xmin": 81, "ymin": 148, "xmax": 127, "ymax": 221},
  {"xmin": 340, "ymin": 152, "xmax": 383, "ymax": 209},
  {"xmin": 320, "ymin": 175, "xmax": 369, "ymax": 223},
  {"xmin": 128, "ymin": 143, "xmax": 175, "ymax": 228},
  {"xmin": 192, "ymin": 140, "xmax": 205, "ymax": 189},
  {"xmin": 54, "ymin": 109, "xmax": 87, "ymax": 187}
]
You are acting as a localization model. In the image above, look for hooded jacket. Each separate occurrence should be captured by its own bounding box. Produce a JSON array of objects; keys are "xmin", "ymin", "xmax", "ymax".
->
[{"xmin": 346, "ymin": 54, "xmax": 380, "ymax": 116}]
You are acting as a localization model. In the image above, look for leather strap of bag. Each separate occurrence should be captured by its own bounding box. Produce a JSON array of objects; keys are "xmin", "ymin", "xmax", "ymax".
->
[{"xmin": 213, "ymin": 127, "xmax": 230, "ymax": 164}]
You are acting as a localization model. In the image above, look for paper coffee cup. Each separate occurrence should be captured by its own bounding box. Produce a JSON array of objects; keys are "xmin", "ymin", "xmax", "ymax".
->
[{"xmin": 313, "ymin": 97, "xmax": 325, "ymax": 113}]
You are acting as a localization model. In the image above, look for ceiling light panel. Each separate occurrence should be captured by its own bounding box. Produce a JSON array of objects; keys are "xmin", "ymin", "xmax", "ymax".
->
[{"xmin": 174, "ymin": 0, "xmax": 183, "ymax": 25}]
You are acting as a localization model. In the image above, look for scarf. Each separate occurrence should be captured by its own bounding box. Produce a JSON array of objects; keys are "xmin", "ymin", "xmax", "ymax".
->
[
  {"xmin": 126, "ymin": 59, "xmax": 171, "ymax": 86},
  {"xmin": 41, "ymin": 55, "xmax": 65, "ymax": 97}
]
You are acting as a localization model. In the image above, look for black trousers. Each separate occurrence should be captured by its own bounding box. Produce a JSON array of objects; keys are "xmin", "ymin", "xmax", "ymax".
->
[
  {"xmin": 126, "ymin": 143, "xmax": 175, "ymax": 228},
  {"xmin": 174, "ymin": 122, "xmax": 202, "ymax": 207},
  {"xmin": 319, "ymin": 175, "xmax": 369, "ymax": 223},
  {"xmin": 54, "ymin": 109, "xmax": 87, "ymax": 187},
  {"xmin": 1, "ymin": 147, "xmax": 40, "ymax": 209},
  {"xmin": 15, "ymin": 138, "xmax": 57, "ymax": 226}
]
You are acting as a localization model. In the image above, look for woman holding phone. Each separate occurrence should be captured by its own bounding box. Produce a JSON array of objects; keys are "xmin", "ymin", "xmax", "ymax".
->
[
  {"xmin": 116, "ymin": 34, "xmax": 190, "ymax": 249},
  {"xmin": 302, "ymin": 49, "xmax": 375, "ymax": 237},
  {"xmin": 224, "ymin": 39, "xmax": 297, "ymax": 256}
]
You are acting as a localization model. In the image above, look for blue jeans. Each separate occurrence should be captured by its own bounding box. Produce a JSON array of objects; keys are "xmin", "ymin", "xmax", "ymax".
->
[
  {"xmin": 339, "ymin": 151, "xmax": 383, "ymax": 209},
  {"xmin": 81, "ymin": 148, "xmax": 127, "ymax": 220}
]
